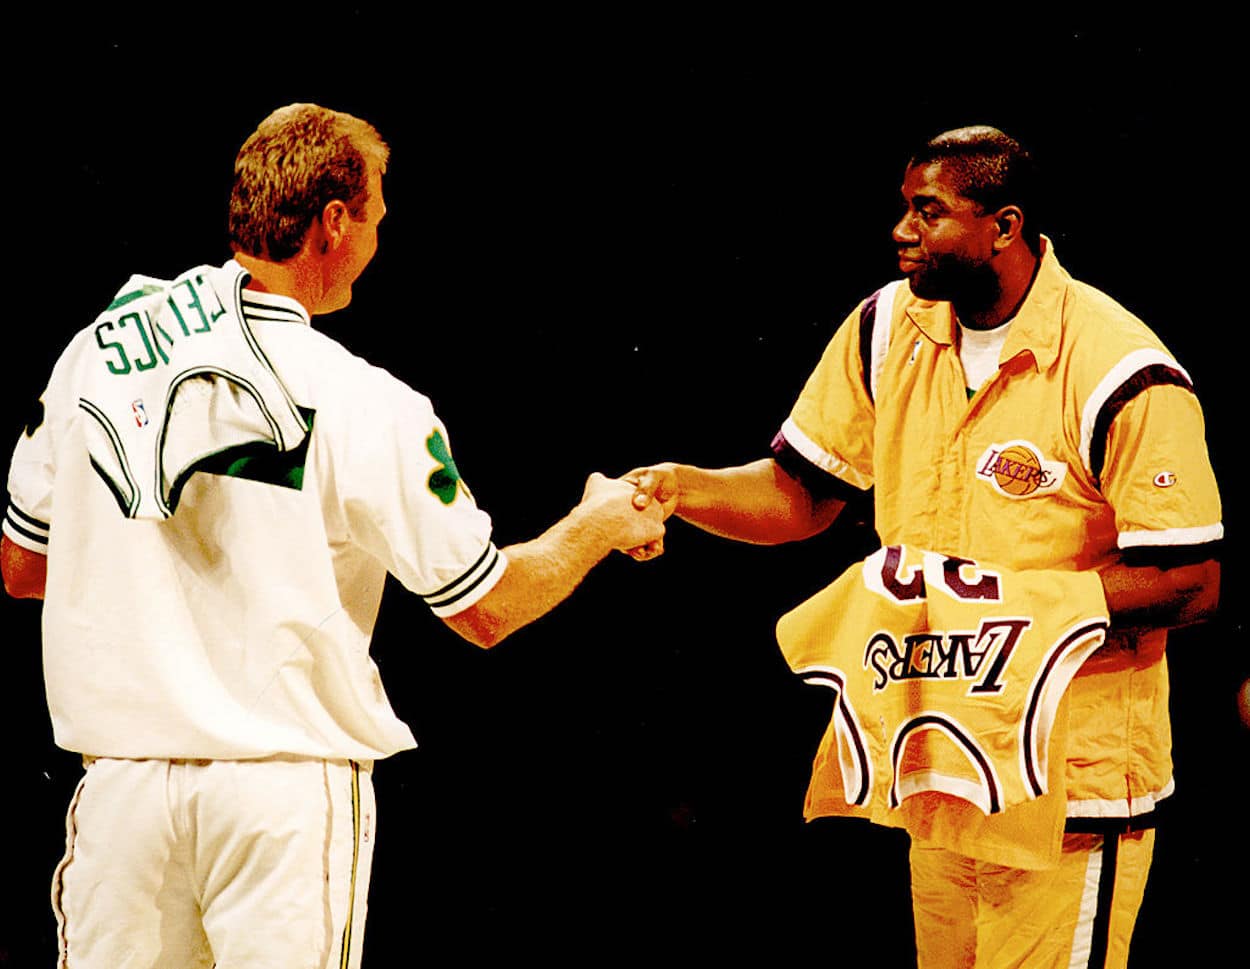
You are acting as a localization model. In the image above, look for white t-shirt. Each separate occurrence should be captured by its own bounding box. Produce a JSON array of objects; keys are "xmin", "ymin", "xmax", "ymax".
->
[
  {"xmin": 958, "ymin": 319, "xmax": 1012, "ymax": 393},
  {"xmin": 4, "ymin": 263, "xmax": 506, "ymax": 761}
]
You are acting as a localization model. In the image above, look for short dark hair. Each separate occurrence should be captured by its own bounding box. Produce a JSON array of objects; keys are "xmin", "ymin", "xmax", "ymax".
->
[
  {"xmin": 228, "ymin": 103, "xmax": 390, "ymax": 262},
  {"xmin": 910, "ymin": 126, "xmax": 1042, "ymax": 254}
]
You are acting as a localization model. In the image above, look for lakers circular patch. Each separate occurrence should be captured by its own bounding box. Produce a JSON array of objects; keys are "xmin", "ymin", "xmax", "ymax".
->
[
  {"xmin": 975, "ymin": 441, "xmax": 1068, "ymax": 500},
  {"xmin": 993, "ymin": 445, "xmax": 1043, "ymax": 496}
]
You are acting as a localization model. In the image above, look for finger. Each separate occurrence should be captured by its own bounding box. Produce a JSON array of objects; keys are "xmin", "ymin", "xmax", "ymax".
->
[
  {"xmin": 624, "ymin": 539, "xmax": 664, "ymax": 561},
  {"xmin": 628, "ymin": 469, "xmax": 663, "ymax": 503}
]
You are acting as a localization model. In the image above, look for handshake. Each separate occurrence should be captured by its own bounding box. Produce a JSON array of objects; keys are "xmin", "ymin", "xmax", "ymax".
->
[{"xmin": 576, "ymin": 463, "xmax": 680, "ymax": 563}]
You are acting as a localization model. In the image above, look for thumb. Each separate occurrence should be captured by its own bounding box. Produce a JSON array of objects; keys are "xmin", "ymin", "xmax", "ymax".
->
[{"xmin": 583, "ymin": 471, "xmax": 608, "ymax": 497}]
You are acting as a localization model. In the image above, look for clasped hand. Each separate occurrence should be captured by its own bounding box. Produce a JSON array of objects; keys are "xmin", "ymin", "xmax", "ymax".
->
[{"xmin": 576, "ymin": 465, "xmax": 679, "ymax": 562}]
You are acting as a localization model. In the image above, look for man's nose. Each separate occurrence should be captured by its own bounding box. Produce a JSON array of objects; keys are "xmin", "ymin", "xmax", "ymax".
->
[{"xmin": 892, "ymin": 211, "xmax": 919, "ymax": 245}]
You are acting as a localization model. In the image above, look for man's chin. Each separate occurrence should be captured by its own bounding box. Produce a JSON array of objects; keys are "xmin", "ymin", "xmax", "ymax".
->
[
  {"xmin": 906, "ymin": 273, "xmax": 947, "ymax": 301},
  {"xmin": 907, "ymin": 266, "xmax": 992, "ymax": 305}
]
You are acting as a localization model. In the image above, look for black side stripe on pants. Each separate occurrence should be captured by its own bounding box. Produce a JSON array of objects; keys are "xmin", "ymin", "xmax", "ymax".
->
[
  {"xmin": 1087, "ymin": 833, "xmax": 1120, "ymax": 969},
  {"xmin": 339, "ymin": 761, "xmax": 362, "ymax": 969}
]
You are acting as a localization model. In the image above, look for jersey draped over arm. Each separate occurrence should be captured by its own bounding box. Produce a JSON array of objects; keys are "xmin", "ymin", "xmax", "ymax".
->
[{"xmin": 777, "ymin": 544, "xmax": 1111, "ymax": 870}]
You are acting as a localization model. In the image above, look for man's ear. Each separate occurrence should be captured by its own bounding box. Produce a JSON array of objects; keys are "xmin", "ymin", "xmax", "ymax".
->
[
  {"xmin": 320, "ymin": 200, "xmax": 350, "ymax": 249},
  {"xmin": 992, "ymin": 205, "xmax": 1025, "ymax": 251}
]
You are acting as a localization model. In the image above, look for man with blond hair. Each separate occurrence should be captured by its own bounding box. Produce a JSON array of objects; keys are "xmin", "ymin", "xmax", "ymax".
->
[{"xmin": 2, "ymin": 103, "xmax": 663, "ymax": 968}]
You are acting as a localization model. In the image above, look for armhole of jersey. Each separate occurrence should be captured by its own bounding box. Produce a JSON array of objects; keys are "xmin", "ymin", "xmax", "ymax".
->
[
  {"xmin": 1078, "ymin": 348, "xmax": 1193, "ymax": 482},
  {"xmin": 227, "ymin": 266, "xmax": 310, "ymax": 437},
  {"xmin": 859, "ymin": 280, "xmax": 902, "ymax": 405},
  {"xmin": 793, "ymin": 666, "xmax": 873, "ymax": 807},
  {"xmin": 77, "ymin": 398, "xmax": 140, "ymax": 517},
  {"xmin": 164, "ymin": 406, "xmax": 318, "ymax": 515}
]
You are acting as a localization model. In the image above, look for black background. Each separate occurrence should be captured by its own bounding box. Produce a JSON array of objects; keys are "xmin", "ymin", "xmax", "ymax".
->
[{"xmin": 2, "ymin": 16, "xmax": 1245, "ymax": 967}]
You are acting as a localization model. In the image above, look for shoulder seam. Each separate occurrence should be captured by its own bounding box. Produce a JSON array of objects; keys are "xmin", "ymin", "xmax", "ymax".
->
[{"xmin": 858, "ymin": 280, "xmax": 903, "ymax": 405}]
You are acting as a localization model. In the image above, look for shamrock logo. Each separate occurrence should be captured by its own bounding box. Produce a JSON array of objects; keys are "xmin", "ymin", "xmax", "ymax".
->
[{"xmin": 426, "ymin": 429, "xmax": 463, "ymax": 505}]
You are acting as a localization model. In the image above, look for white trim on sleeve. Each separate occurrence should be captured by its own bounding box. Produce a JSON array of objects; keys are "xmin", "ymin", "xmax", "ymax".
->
[
  {"xmin": 779, "ymin": 418, "xmax": 872, "ymax": 491},
  {"xmin": 423, "ymin": 544, "xmax": 508, "ymax": 617},
  {"xmin": 1117, "ymin": 524, "xmax": 1224, "ymax": 549},
  {"xmin": 3, "ymin": 501, "xmax": 49, "ymax": 552}
]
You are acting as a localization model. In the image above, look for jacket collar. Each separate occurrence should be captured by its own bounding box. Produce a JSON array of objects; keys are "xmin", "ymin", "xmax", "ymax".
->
[
  {"xmin": 227, "ymin": 259, "xmax": 313, "ymax": 327},
  {"xmin": 904, "ymin": 236, "xmax": 1069, "ymax": 372}
]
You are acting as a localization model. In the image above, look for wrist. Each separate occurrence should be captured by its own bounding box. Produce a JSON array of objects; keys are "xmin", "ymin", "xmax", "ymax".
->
[
  {"xmin": 664, "ymin": 462, "xmax": 687, "ymax": 516},
  {"xmin": 564, "ymin": 500, "xmax": 619, "ymax": 562}
]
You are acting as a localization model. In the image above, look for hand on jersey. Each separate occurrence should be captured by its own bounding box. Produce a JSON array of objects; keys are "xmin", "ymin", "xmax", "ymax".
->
[
  {"xmin": 620, "ymin": 462, "xmax": 681, "ymax": 561},
  {"xmin": 578, "ymin": 471, "xmax": 666, "ymax": 558}
]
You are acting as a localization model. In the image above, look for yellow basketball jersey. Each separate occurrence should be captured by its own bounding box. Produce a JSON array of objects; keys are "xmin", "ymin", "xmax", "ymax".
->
[{"xmin": 778, "ymin": 545, "xmax": 1108, "ymax": 869}]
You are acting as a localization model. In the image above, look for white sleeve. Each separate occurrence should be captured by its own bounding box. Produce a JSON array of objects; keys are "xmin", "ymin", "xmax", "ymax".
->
[
  {"xmin": 4, "ymin": 341, "xmax": 78, "ymax": 554},
  {"xmin": 4, "ymin": 420, "xmax": 53, "ymax": 552},
  {"xmin": 335, "ymin": 362, "xmax": 506, "ymax": 617}
]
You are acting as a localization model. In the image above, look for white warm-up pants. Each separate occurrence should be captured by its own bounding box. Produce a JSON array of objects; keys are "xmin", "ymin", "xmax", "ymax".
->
[{"xmin": 53, "ymin": 756, "xmax": 375, "ymax": 969}]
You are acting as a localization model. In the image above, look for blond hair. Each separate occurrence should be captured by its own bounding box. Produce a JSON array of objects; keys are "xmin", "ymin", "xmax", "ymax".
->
[{"xmin": 228, "ymin": 103, "xmax": 390, "ymax": 261}]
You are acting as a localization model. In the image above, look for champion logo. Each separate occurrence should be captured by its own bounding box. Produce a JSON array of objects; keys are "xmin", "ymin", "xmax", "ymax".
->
[
  {"xmin": 975, "ymin": 441, "xmax": 1067, "ymax": 499},
  {"xmin": 1153, "ymin": 471, "xmax": 1177, "ymax": 488}
]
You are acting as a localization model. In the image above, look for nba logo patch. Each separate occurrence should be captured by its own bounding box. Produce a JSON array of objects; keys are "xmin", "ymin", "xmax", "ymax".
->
[
  {"xmin": 131, "ymin": 399, "xmax": 149, "ymax": 428},
  {"xmin": 975, "ymin": 440, "xmax": 1067, "ymax": 499}
]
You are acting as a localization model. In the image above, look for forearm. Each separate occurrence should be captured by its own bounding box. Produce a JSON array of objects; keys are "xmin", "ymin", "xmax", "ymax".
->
[
  {"xmin": 465, "ymin": 508, "xmax": 619, "ymax": 645},
  {"xmin": 1, "ymin": 535, "xmax": 46, "ymax": 600},
  {"xmin": 1100, "ymin": 557, "xmax": 1221, "ymax": 634},
  {"xmin": 443, "ymin": 473, "xmax": 665, "ymax": 648},
  {"xmin": 669, "ymin": 458, "xmax": 844, "ymax": 544}
]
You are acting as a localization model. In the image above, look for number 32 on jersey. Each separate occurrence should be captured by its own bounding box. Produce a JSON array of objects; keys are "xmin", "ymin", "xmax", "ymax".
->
[{"xmin": 861, "ymin": 545, "xmax": 1025, "ymax": 696}]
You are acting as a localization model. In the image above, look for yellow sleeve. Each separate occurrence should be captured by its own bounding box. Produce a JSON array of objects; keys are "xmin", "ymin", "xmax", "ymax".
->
[
  {"xmin": 781, "ymin": 296, "xmax": 878, "ymax": 492},
  {"xmin": 1100, "ymin": 383, "xmax": 1223, "ymax": 551}
]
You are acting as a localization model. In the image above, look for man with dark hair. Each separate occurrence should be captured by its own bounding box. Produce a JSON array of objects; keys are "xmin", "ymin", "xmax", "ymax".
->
[
  {"xmin": 908, "ymin": 125, "xmax": 1044, "ymax": 254},
  {"xmin": 627, "ymin": 125, "xmax": 1222, "ymax": 967},
  {"xmin": 1, "ymin": 102, "xmax": 664, "ymax": 968}
]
